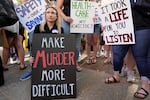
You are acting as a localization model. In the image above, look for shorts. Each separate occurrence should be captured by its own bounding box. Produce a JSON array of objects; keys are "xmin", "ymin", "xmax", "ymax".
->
[{"xmin": 94, "ymin": 24, "xmax": 101, "ymax": 34}]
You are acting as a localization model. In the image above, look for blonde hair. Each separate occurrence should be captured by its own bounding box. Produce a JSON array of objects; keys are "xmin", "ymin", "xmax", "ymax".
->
[{"xmin": 39, "ymin": 6, "xmax": 62, "ymax": 34}]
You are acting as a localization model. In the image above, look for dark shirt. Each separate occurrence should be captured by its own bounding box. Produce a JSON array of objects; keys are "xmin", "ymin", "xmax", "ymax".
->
[
  {"xmin": 63, "ymin": 0, "xmax": 70, "ymax": 16},
  {"xmin": 34, "ymin": 23, "xmax": 64, "ymax": 34},
  {"xmin": 131, "ymin": 1, "xmax": 150, "ymax": 30},
  {"xmin": 132, "ymin": 8, "xmax": 150, "ymax": 30}
]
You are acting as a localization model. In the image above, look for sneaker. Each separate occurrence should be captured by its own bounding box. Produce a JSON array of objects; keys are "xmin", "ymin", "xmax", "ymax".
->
[
  {"xmin": 20, "ymin": 71, "xmax": 32, "ymax": 81},
  {"xmin": 120, "ymin": 67, "xmax": 128, "ymax": 77},
  {"xmin": 8, "ymin": 57, "xmax": 14, "ymax": 64},
  {"xmin": 15, "ymin": 58, "xmax": 20, "ymax": 64},
  {"xmin": 127, "ymin": 70, "xmax": 135, "ymax": 83},
  {"xmin": 96, "ymin": 51, "xmax": 101, "ymax": 58},
  {"xmin": 100, "ymin": 50, "xmax": 105, "ymax": 57}
]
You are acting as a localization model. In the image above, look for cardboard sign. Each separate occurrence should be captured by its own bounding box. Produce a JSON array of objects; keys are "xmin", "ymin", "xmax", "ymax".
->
[
  {"xmin": 31, "ymin": 34, "xmax": 76, "ymax": 100},
  {"xmin": 15, "ymin": 0, "xmax": 46, "ymax": 32},
  {"xmin": 70, "ymin": 0, "xmax": 95, "ymax": 33},
  {"xmin": 100, "ymin": 0, "xmax": 135, "ymax": 45}
]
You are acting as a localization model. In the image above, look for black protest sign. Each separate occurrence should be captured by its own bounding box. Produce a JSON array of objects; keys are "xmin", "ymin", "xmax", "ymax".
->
[{"xmin": 31, "ymin": 34, "xmax": 76, "ymax": 100}]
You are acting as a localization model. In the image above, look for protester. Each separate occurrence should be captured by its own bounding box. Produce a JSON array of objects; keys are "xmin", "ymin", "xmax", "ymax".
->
[
  {"xmin": 1, "ymin": 26, "xmax": 27, "ymax": 71},
  {"xmin": 85, "ymin": 0, "xmax": 102, "ymax": 64},
  {"xmin": 131, "ymin": 0, "xmax": 150, "ymax": 99},
  {"xmin": 57, "ymin": 0, "xmax": 82, "ymax": 72},
  {"xmin": 20, "ymin": 5, "xmax": 64, "ymax": 81},
  {"xmin": 0, "ymin": 0, "xmax": 19, "ymax": 86},
  {"xmin": 104, "ymin": 0, "xmax": 150, "ymax": 99},
  {"xmin": 1, "ymin": 0, "xmax": 25, "ymax": 70}
]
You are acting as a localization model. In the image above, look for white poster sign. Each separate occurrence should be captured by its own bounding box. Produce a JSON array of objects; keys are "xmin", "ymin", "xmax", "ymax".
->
[
  {"xmin": 100, "ymin": 0, "xmax": 135, "ymax": 45},
  {"xmin": 15, "ymin": 0, "xmax": 46, "ymax": 32},
  {"xmin": 70, "ymin": 1, "xmax": 95, "ymax": 33}
]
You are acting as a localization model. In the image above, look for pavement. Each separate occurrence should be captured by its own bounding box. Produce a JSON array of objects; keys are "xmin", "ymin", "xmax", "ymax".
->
[{"xmin": 0, "ymin": 47, "xmax": 150, "ymax": 100}]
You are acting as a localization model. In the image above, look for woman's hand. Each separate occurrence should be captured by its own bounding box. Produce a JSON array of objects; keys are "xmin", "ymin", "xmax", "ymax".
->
[{"xmin": 64, "ymin": 16, "xmax": 73, "ymax": 23}]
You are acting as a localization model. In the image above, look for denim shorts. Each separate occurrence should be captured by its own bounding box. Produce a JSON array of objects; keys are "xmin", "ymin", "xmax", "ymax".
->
[{"xmin": 94, "ymin": 24, "xmax": 101, "ymax": 34}]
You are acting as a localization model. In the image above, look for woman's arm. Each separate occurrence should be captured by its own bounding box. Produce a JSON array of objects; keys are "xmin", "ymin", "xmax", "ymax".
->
[
  {"xmin": 56, "ymin": 0, "xmax": 73, "ymax": 23},
  {"xmin": 57, "ymin": 0, "xmax": 66, "ymax": 20}
]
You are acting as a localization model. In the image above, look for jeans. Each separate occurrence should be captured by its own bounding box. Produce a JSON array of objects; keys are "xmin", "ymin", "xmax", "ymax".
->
[
  {"xmin": 28, "ymin": 31, "xmax": 34, "ymax": 57},
  {"xmin": 62, "ymin": 19, "xmax": 81, "ymax": 61},
  {"xmin": 112, "ymin": 29, "xmax": 150, "ymax": 80},
  {"xmin": 132, "ymin": 29, "xmax": 150, "ymax": 80},
  {"xmin": 112, "ymin": 45, "xmax": 130, "ymax": 73}
]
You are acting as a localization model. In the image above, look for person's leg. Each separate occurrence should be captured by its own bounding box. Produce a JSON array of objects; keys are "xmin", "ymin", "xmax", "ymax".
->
[
  {"xmin": 103, "ymin": 45, "xmax": 112, "ymax": 64},
  {"xmin": 0, "ymin": 30, "xmax": 9, "ymax": 70},
  {"xmin": 75, "ymin": 33, "xmax": 82, "ymax": 71},
  {"xmin": 28, "ymin": 31, "xmax": 34, "ymax": 57},
  {"xmin": 105, "ymin": 45, "xmax": 129, "ymax": 83},
  {"xmin": 92, "ymin": 33, "xmax": 99, "ymax": 63},
  {"xmin": 86, "ymin": 34, "xmax": 92, "ymax": 64},
  {"xmin": 15, "ymin": 34, "xmax": 26, "ymax": 69},
  {"xmin": 8, "ymin": 47, "xmax": 13, "ymax": 64},
  {"xmin": 96, "ymin": 33, "xmax": 102, "ymax": 58},
  {"xmin": 62, "ymin": 19, "xmax": 82, "ymax": 71},
  {"xmin": 126, "ymin": 48, "xmax": 135, "ymax": 71},
  {"xmin": 2, "ymin": 34, "xmax": 15, "ymax": 70},
  {"xmin": 124, "ymin": 48, "xmax": 136, "ymax": 82},
  {"xmin": 93, "ymin": 24, "xmax": 101, "ymax": 59},
  {"xmin": 113, "ymin": 45, "xmax": 129, "ymax": 73},
  {"xmin": 16, "ymin": 23, "xmax": 27, "ymax": 70},
  {"xmin": 2, "ymin": 47, "xmax": 10, "ymax": 70},
  {"xmin": 62, "ymin": 19, "xmax": 70, "ymax": 34},
  {"xmin": 120, "ymin": 48, "xmax": 135, "ymax": 76},
  {"xmin": 9, "ymin": 46, "xmax": 17, "ymax": 64},
  {"xmin": 132, "ymin": 29, "xmax": 150, "ymax": 98}
]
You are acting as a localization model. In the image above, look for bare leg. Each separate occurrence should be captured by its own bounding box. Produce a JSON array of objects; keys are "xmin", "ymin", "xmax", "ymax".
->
[
  {"xmin": 2, "ymin": 47, "xmax": 9, "ymax": 70},
  {"xmin": 86, "ymin": 34, "xmax": 92, "ymax": 64},
  {"xmin": 123, "ymin": 48, "xmax": 136, "ymax": 82},
  {"xmin": 125, "ymin": 48, "xmax": 135, "ymax": 71},
  {"xmin": 104, "ymin": 45, "xmax": 112, "ymax": 64},
  {"xmin": 2, "ymin": 35, "xmax": 15, "ymax": 70},
  {"xmin": 15, "ymin": 34, "xmax": 25, "ymax": 69},
  {"xmin": 91, "ymin": 34, "xmax": 99, "ymax": 64}
]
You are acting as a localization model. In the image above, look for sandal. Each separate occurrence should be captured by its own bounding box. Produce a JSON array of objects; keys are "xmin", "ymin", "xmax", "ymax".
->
[
  {"xmin": 86, "ymin": 58, "xmax": 91, "ymax": 65},
  {"xmin": 91, "ymin": 58, "xmax": 97, "ymax": 64},
  {"xmin": 105, "ymin": 76, "xmax": 120, "ymax": 84},
  {"xmin": 3, "ymin": 67, "xmax": 9, "ymax": 71},
  {"xmin": 103, "ymin": 58, "xmax": 111, "ymax": 64},
  {"xmin": 20, "ymin": 65, "xmax": 27, "ymax": 70},
  {"xmin": 134, "ymin": 88, "xmax": 149, "ymax": 99},
  {"xmin": 3, "ymin": 65, "xmax": 9, "ymax": 71},
  {"xmin": 76, "ymin": 66, "xmax": 82, "ymax": 72}
]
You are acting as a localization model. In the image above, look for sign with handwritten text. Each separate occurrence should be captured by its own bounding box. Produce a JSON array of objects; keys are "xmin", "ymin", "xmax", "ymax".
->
[
  {"xmin": 99, "ymin": 0, "xmax": 135, "ymax": 45},
  {"xmin": 31, "ymin": 34, "xmax": 76, "ymax": 100},
  {"xmin": 70, "ymin": 0, "xmax": 95, "ymax": 33},
  {"xmin": 15, "ymin": 0, "xmax": 46, "ymax": 32}
]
